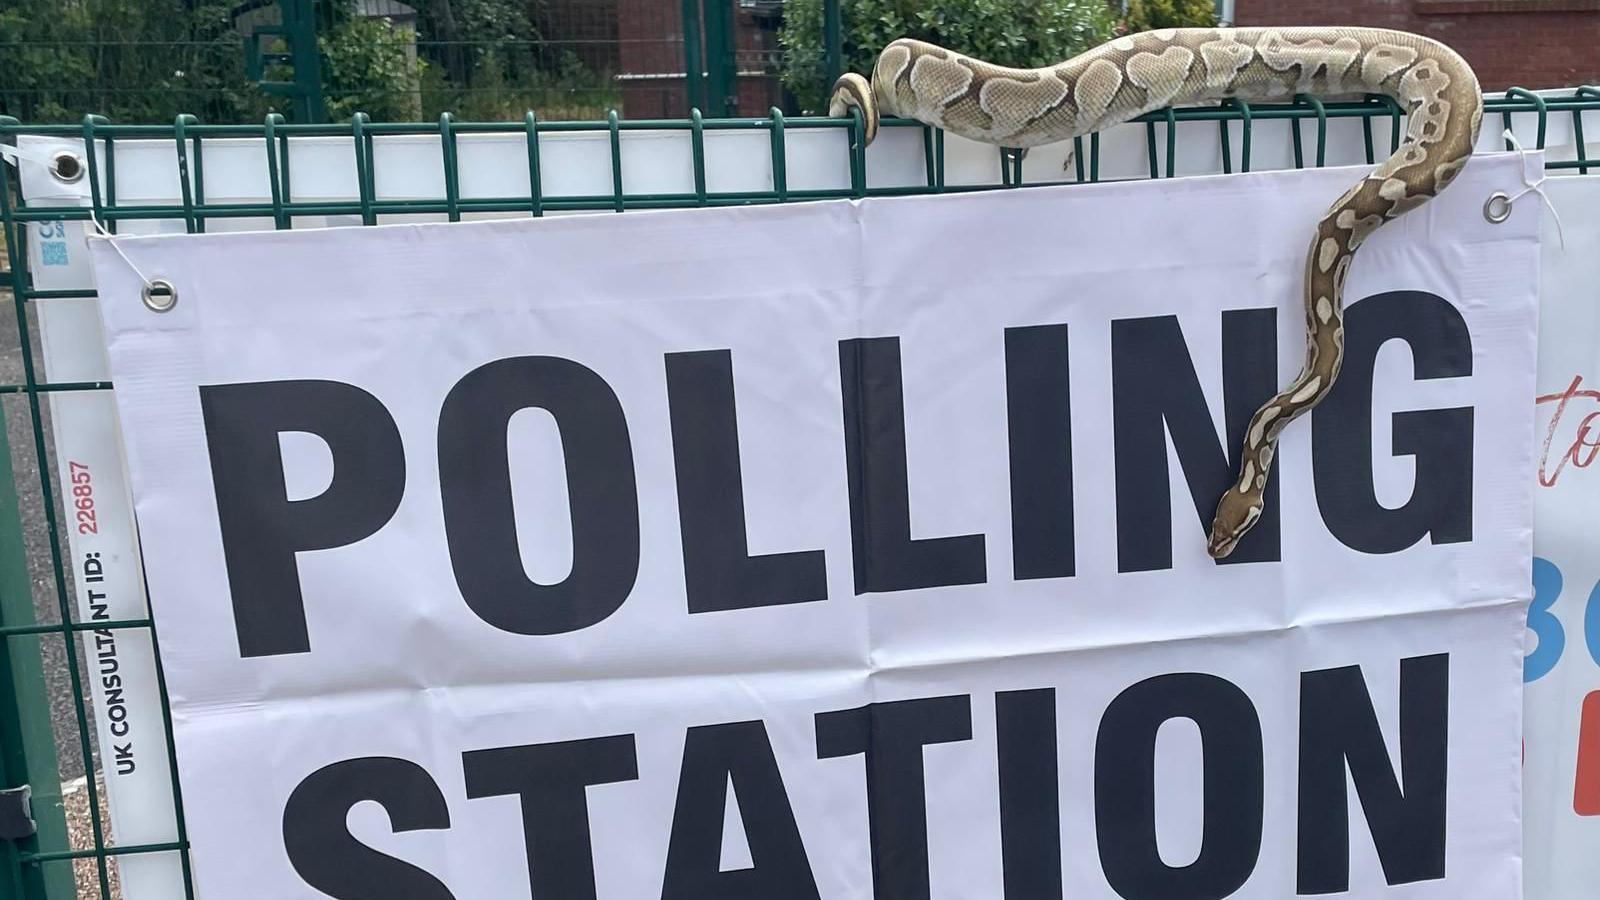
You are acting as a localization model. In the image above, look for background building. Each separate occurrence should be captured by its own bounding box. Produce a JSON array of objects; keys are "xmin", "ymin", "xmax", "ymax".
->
[{"xmin": 1229, "ymin": 0, "xmax": 1600, "ymax": 90}]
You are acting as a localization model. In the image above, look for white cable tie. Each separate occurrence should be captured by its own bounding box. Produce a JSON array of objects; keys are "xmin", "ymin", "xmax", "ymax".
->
[
  {"xmin": 1501, "ymin": 128, "xmax": 1566, "ymax": 250},
  {"xmin": 0, "ymin": 143, "xmax": 57, "ymax": 170},
  {"xmin": 82, "ymin": 211, "xmax": 157, "ymax": 291}
]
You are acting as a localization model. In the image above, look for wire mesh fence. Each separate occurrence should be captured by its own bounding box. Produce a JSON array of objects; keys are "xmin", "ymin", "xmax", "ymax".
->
[{"xmin": 1, "ymin": 6, "xmax": 1600, "ymax": 896}]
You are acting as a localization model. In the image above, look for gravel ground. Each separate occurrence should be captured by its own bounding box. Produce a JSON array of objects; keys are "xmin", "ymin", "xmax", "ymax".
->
[{"xmin": 64, "ymin": 772, "xmax": 123, "ymax": 900}]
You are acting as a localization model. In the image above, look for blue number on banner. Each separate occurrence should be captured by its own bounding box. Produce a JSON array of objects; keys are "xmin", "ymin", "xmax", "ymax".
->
[
  {"xmin": 1586, "ymin": 575, "xmax": 1600, "ymax": 669},
  {"xmin": 1526, "ymin": 557, "xmax": 1565, "ymax": 683}
]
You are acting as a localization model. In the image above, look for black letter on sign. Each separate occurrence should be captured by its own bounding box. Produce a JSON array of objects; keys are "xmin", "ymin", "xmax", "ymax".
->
[
  {"xmin": 665, "ymin": 350, "xmax": 828, "ymax": 613},
  {"xmin": 1111, "ymin": 311, "xmax": 1280, "ymax": 572},
  {"xmin": 200, "ymin": 380, "xmax": 404, "ymax": 658},
  {"xmin": 438, "ymin": 357, "xmax": 639, "ymax": 634},
  {"xmin": 283, "ymin": 757, "xmax": 454, "ymax": 900},
  {"xmin": 996, "ymin": 688, "xmax": 1063, "ymax": 899},
  {"xmin": 815, "ymin": 695, "xmax": 973, "ymax": 900},
  {"xmin": 1297, "ymin": 654, "xmax": 1449, "ymax": 893},
  {"xmin": 1312, "ymin": 292, "xmax": 1473, "ymax": 554},
  {"xmin": 839, "ymin": 338, "xmax": 986, "ymax": 594},
  {"xmin": 1095, "ymin": 673, "xmax": 1264, "ymax": 900},
  {"xmin": 462, "ymin": 734, "xmax": 639, "ymax": 900},
  {"xmin": 1005, "ymin": 325, "xmax": 1075, "ymax": 580},
  {"xmin": 661, "ymin": 721, "xmax": 820, "ymax": 899}
]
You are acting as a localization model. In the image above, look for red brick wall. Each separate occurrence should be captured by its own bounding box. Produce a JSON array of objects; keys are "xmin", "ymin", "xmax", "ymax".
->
[
  {"xmin": 615, "ymin": 0, "xmax": 686, "ymax": 117},
  {"xmin": 612, "ymin": 0, "xmax": 783, "ymax": 117},
  {"xmin": 1232, "ymin": 0, "xmax": 1600, "ymax": 89},
  {"xmin": 734, "ymin": 4, "xmax": 785, "ymax": 114}
]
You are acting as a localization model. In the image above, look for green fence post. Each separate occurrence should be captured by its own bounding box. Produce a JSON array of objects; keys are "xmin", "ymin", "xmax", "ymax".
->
[
  {"xmin": 246, "ymin": 0, "xmax": 326, "ymax": 123},
  {"xmin": 0, "ymin": 418, "xmax": 75, "ymax": 900},
  {"xmin": 285, "ymin": 0, "xmax": 326, "ymax": 123},
  {"xmin": 680, "ymin": 0, "xmax": 706, "ymax": 114},
  {"xmin": 702, "ymin": 0, "xmax": 737, "ymax": 117}
]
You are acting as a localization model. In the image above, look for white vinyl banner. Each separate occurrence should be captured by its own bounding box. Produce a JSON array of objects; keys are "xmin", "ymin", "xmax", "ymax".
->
[
  {"xmin": 22, "ymin": 212, "xmax": 184, "ymax": 896},
  {"xmin": 86, "ymin": 156, "xmax": 1535, "ymax": 899},
  {"xmin": 1524, "ymin": 175, "xmax": 1600, "ymax": 898}
]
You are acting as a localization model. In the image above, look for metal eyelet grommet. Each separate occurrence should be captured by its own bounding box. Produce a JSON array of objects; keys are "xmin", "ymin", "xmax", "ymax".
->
[
  {"xmin": 1483, "ymin": 192, "xmax": 1512, "ymax": 224},
  {"xmin": 50, "ymin": 150, "xmax": 85, "ymax": 184},
  {"xmin": 141, "ymin": 279, "xmax": 178, "ymax": 313}
]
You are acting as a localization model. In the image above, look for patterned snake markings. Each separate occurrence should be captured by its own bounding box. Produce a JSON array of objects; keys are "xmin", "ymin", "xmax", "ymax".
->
[{"xmin": 830, "ymin": 28, "xmax": 1483, "ymax": 559}]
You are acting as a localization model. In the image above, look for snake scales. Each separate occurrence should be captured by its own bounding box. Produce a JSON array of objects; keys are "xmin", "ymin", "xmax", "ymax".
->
[{"xmin": 830, "ymin": 27, "xmax": 1483, "ymax": 559}]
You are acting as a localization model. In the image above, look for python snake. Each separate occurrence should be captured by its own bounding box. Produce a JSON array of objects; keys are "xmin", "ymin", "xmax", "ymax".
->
[{"xmin": 829, "ymin": 27, "xmax": 1483, "ymax": 559}]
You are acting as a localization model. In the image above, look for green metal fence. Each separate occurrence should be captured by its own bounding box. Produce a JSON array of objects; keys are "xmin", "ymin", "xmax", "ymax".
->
[{"xmin": 1, "ymin": 88, "xmax": 1598, "ymax": 899}]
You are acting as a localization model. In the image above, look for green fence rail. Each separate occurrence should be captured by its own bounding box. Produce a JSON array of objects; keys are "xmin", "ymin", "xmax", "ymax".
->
[{"xmin": 1, "ymin": 87, "xmax": 1598, "ymax": 898}]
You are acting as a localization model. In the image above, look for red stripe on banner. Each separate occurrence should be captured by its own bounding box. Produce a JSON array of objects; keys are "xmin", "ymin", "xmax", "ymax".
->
[{"xmin": 1578, "ymin": 692, "xmax": 1600, "ymax": 817}]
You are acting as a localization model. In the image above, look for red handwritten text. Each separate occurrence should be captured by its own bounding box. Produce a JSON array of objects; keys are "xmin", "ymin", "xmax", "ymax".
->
[{"xmin": 1537, "ymin": 375, "xmax": 1600, "ymax": 488}]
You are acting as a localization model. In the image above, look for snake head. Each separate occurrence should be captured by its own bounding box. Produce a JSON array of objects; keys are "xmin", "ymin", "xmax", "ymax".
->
[{"xmin": 1207, "ymin": 489, "xmax": 1263, "ymax": 559}]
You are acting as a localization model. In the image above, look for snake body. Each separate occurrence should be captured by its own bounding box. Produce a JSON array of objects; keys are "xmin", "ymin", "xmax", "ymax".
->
[{"xmin": 830, "ymin": 27, "xmax": 1483, "ymax": 559}]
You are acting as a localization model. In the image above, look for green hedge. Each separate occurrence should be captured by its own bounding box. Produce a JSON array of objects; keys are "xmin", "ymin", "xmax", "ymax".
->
[{"xmin": 780, "ymin": 0, "xmax": 1120, "ymax": 113}]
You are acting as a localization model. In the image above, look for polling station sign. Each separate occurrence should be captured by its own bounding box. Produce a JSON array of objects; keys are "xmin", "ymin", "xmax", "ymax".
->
[{"xmin": 90, "ymin": 156, "xmax": 1536, "ymax": 899}]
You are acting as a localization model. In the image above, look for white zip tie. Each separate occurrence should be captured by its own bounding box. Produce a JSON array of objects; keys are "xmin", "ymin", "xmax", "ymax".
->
[
  {"xmin": 0, "ymin": 142, "xmax": 56, "ymax": 171},
  {"xmin": 80, "ymin": 211, "xmax": 158, "ymax": 292},
  {"xmin": 1499, "ymin": 128, "xmax": 1566, "ymax": 250},
  {"xmin": 1, "ymin": 143, "xmax": 158, "ymax": 290}
]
